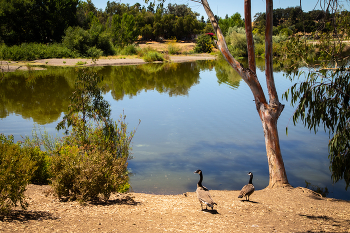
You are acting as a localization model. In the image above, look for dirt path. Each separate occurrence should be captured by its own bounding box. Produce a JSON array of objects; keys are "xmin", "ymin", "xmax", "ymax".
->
[{"xmin": 1, "ymin": 185, "xmax": 349, "ymax": 232}]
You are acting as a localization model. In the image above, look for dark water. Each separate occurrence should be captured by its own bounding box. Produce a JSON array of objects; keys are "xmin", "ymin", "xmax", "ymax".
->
[{"xmin": 0, "ymin": 60, "xmax": 348, "ymax": 200}]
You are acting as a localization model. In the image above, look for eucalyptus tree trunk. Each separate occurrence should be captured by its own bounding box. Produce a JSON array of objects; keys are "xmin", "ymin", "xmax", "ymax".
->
[{"xmin": 201, "ymin": 0, "xmax": 290, "ymax": 188}]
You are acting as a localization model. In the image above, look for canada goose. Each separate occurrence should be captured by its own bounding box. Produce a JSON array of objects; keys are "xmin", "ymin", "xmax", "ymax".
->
[
  {"xmin": 194, "ymin": 169, "xmax": 217, "ymax": 210},
  {"xmin": 238, "ymin": 172, "xmax": 255, "ymax": 201}
]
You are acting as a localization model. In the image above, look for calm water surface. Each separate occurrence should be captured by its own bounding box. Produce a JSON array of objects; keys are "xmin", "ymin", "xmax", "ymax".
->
[{"xmin": 1, "ymin": 60, "xmax": 348, "ymax": 200}]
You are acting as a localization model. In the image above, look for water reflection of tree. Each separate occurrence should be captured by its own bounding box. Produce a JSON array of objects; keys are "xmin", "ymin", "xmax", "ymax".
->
[
  {"xmin": 0, "ymin": 61, "xmax": 218, "ymax": 124},
  {"xmin": 0, "ymin": 68, "xmax": 75, "ymax": 124},
  {"xmin": 215, "ymin": 58, "xmax": 243, "ymax": 89},
  {"xmin": 101, "ymin": 62, "xmax": 202, "ymax": 100}
]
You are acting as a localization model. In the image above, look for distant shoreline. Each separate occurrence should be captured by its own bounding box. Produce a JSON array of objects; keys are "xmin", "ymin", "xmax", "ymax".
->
[{"xmin": 1, "ymin": 54, "xmax": 216, "ymax": 72}]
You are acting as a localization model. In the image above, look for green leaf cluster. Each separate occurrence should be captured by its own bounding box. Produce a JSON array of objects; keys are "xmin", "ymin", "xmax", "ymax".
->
[
  {"xmin": 283, "ymin": 68, "xmax": 350, "ymax": 189},
  {"xmin": 194, "ymin": 34, "xmax": 213, "ymax": 54}
]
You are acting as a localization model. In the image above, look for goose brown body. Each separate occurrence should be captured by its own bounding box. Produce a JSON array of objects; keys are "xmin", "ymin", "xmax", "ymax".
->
[
  {"xmin": 194, "ymin": 170, "xmax": 217, "ymax": 210},
  {"xmin": 238, "ymin": 172, "xmax": 255, "ymax": 201}
]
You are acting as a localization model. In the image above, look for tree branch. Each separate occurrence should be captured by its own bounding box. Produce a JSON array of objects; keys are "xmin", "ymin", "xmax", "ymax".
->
[
  {"xmin": 244, "ymin": 0, "xmax": 256, "ymax": 73},
  {"xmin": 200, "ymin": 0, "xmax": 267, "ymax": 106},
  {"xmin": 265, "ymin": 0, "xmax": 279, "ymax": 106}
]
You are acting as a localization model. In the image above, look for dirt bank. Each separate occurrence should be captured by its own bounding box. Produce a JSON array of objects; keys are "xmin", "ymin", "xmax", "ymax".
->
[{"xmin": 0, "ymin": 184, "xmax": 349, "ymax": 232}]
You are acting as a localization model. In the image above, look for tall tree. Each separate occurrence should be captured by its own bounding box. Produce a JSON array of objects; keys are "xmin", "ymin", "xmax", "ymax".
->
[
  {"xmin": 199, "ymin": 0, "xmax": 290, "ymax": 188},
  {"xmin": 111, "ymin": 13, "xmax": 139, "ymax": 47}
]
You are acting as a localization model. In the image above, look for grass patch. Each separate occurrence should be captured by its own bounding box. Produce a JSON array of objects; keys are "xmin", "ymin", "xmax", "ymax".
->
[
  {"xmin": 76, "ymin": 61, "xmax": 87, "ymax": 66},
  {"xmin": 142, "ymin": 51, "xmax": 165, "ymax": 62}
]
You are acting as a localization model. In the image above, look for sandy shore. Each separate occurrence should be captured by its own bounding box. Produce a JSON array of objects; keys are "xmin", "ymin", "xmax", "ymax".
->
[
  {"xmin": 1, "ymin": 54, "xmax": 216, "ymax": 72},
  {"xmin": 0, "ymin": 185, "xmax": 349, "ymax": 232}
]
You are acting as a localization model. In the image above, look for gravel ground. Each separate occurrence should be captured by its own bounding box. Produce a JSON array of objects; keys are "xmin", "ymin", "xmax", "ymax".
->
[{"xmin": 0, "ymin": 184, "xmax": 349, "ymax": 232}]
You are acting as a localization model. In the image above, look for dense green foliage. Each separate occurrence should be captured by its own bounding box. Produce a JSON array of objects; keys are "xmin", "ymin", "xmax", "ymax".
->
[
  {"xmin": 111, "ymin": 13, "xmax": 139, "ymax": 48},
  {"xmin": 194, "ymin": 34, "xmax": 213, "ymax": 53},
  {"xmin": 0, "ymin": 0, "xmax": 79, "ymax": 45},
  {"xmin": 218, "ymin": 13, "xmax": 245, "ymax": 36},
  {"xmin": 0, "ymin": 43, "xmax": 76, "ymax": 60},
  {"xmin": 0, "ymin": 134, "xmax": 35, "ymax": 214}
]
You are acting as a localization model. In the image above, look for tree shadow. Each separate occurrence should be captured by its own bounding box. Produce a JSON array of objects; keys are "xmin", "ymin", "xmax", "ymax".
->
[
  {"xmin": 90, "ymin": 195, "xmax": 141, "ymax": 206},
  {"xmin": 240, "ymin": 200, "xmax": 259, "ymax": 204},
  {"xmin": 202, "ymin": 209, "xmax": 219, "ymax": 214},
  {"xmin": 0, "ymin": 209, "xmax": 57, "ymax": 222},
  {"xmin": 299, "ymin": 214, "xmax": 332, "ymax": 221},
  {"xmin": 299, "ymin": 214, "xmax": 350, "ymax": 229}
]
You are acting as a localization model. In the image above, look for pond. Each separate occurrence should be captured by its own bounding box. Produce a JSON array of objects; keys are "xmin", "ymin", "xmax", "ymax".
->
[{"xmin": 1, "ymin": 59, "xmax": 348, "ymax": 200}]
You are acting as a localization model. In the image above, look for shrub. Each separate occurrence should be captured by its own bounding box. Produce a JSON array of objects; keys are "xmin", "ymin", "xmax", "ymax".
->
[
  {"xmin": 225, "ymin": 27, "xmax": 248, "ymax": 58},
  {"xmin": 194, "ymin": 34, "xmax": 213, "ymax": 53},
  {"xmin": 143, "ymin": 51, "xmax": 164, "ymax": 62},
  {"xmin": 167, "ymin": 40, "xmax": 181, "ymax": 54},
  {"xmin": 51, "ymin": 115, "xmax": 134, "ymax": 202},
  {"xmin": 0, "ymin": 134, "xmax": 36, "ymax": 214},
  {"xmin": 52, "ymin": 69, "xmax": 137, "ymax": 202},
  {"xmin": 136, "ymin": 46, "xmax": 154, "ymax": 57},
  {"xmin": 119, "ymin": 44, "xmax": 139, "ymax": 55},
  {"xmin": 86, "ymin": 46, "xmax": 103, "ymax": 59},
  {"xmin": 51, "ymin": 135, "xmax": 130, "ymax": 201},
  {"xmin": 0, "ymin": 43, "xmax": 76, "ymax": 61},
  {"xmin": 25, "ymin": 146, "xmax": 51, "ymax": 185}
]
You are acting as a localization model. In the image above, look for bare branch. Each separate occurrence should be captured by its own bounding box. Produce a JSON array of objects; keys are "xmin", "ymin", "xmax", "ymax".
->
[
  {"xmin": 244, "ymin": 0, "xmax": 256, "ymax": 73},
  {"xmin": 265, "ymin": 0, "xmax": 280, "ymax": 106}
]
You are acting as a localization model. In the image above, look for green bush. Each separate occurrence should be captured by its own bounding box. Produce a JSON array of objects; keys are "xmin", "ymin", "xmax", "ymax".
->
[
  {"xmin": 51, "ymin": 115, "xmax": 133, "ymax": 202},
  {"xmin": 0, "ymin": 134, "xmax": 36, "ymax": 214},
  {"xmin": 194, "ymin": 34, "xmax": 213, "ymax": 53},
  {"xmin": 52, "ymin": 69, "xmax": 137, "ymax": 202},
  {"xmin": 25, "ymin": 147, "xmax": 51, "ymax": 185},
  {"xmin": 86, "ymin": 46, "xmax": 103, "ymax": 59},
  {"xmin": 119, "ymin": 44, "xmax": 139, "ymax": 55},
  {"xmin": 51, "ymin": 141, "xmax": 129, "ymax": 202},
  {"xmin": 225, "ymin": 27, "xmax": 248, "ymax": 58},
  {"xmin": 0, "ymin": 43, "xmax": 76, "ymax": 60},
  {"xmin": 143, "ymin": 51, "xmax": 164, "ymax": 62}
]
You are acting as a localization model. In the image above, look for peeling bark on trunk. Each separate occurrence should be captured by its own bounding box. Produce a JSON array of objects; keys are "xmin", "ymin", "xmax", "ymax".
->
[{"xmin": 200, "ymin": 0, "xmax": 290, "ymax": 188}]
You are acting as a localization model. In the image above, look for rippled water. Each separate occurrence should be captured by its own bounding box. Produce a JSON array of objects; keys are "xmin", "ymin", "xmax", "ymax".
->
[{"xmin": 1, "ymin": 60, "xmax": 348, "ymax": 200}]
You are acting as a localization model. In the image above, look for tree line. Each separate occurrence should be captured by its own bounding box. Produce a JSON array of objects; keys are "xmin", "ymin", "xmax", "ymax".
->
[
  {"xmin": 2, "ymin": 0, "xmax": 348, "ymax": 47},
  {"xmin": 253, "ymin": 6, "xmax": 350, "ymax": 35},
  {"xmin": 0, "ymin": 0, "xmax": 207, "ymax": 46}
]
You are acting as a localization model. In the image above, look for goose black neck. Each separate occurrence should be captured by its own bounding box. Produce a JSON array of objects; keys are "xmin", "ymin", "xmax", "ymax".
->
[
  {"xmin": 198, "ymin": 172, "xmax": 203, "ymax": 186},
  {"xmin": 249, "ymin": 174, "xmax": 253, "ymax": 184}
]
